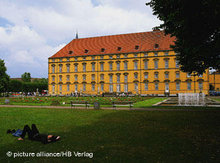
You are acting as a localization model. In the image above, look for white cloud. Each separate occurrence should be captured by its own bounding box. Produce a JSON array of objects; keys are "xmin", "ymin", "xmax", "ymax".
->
[{"xmin": 0, "ymin": 0, "xmax": 161, "ymax": 77}]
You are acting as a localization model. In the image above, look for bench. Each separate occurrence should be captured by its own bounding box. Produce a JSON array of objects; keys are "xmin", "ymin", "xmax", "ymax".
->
[
  {"xmin": 112, "ymin": 101, "xmax": 133, "ymax": 109},
  {"xmin": 70, "ymin": 101, "xmax": 90, "ymax": 109}
]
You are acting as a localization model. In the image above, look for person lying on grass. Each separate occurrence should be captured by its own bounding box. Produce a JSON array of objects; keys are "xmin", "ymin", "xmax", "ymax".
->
[{"xmin": 15, "ymin": 124, "xmax": 60, "ymax": 144}]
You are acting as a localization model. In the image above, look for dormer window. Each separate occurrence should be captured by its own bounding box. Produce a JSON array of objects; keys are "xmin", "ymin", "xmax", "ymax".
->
[
  {"xmin": 154, "ymin": 44, "xmax": 159, "ymax": 48},
  {"xmin": 69, "ymin": 51, "xmax": 73, "ymax": 54},
  {"xmin": 85, "ymin": 49, "xmax": 89, "ymax": 53},
  {"xmin": 117, "ymin": 47, "xmax": 122, "ymax": 51},
  {"xmin": 101, "ymin": 48, "xmax": 105, "ymax": 52},
  {"xmin": 135, "ymin": 45, "xmax": 139, "ymax": 50}
]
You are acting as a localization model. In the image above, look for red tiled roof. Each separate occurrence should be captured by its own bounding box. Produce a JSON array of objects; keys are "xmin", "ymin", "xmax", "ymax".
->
[{"xmin": 49, "ymin": 30, "xmax": 175, "ymax": 58}]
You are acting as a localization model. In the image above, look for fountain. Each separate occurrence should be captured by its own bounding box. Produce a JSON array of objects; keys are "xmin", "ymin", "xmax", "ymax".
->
[{"xmin": 178, "ymin": 93, "xmax": 205, "ymax": 106}]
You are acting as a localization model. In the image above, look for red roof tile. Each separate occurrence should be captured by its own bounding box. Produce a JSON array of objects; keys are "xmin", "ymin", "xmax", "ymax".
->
[{"xmin": 49, "ymin": 30, "xmax": 175, "ymax": 58}]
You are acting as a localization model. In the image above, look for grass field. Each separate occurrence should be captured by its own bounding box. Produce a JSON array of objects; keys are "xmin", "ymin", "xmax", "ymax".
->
[
  {"xmin": 0, "ymin": 107, "xmax": 220, "ymax": 163},
  {"xmin": 0, "ymin": 96, "xmax": 165, "ymax": 108}
]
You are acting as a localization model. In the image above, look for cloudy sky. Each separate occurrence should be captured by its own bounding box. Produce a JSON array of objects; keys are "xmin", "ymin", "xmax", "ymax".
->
[{"xmin": 0, "ymin": 0, "xmax": 161, "ymax": 78}]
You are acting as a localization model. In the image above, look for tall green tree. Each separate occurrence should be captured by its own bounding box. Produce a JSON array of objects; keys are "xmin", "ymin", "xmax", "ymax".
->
[
  {"xmin": 21, "ymin": 72, "xmax": 31, "ymax": 82},
  {"xmin": 0, "ymin": 59, "xmax": 10, "ymax": 94},
  {"xmin": 8, "ymin": 80, "xmax": 23, "ymax": 92},
  {"xmin": 146, "ymin": 0, "xmax": 220, "ymax": 74}
]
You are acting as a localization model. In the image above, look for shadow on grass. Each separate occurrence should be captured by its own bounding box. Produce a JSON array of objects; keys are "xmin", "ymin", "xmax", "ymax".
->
[{"xmin": 0, "ymin": 107, "xmax": 220, "ymax": 163}]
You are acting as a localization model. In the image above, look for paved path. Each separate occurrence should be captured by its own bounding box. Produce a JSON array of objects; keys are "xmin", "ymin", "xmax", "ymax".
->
[{"xmin": 0, "ymin": 105, "xmax": 219, "ymax": 111}]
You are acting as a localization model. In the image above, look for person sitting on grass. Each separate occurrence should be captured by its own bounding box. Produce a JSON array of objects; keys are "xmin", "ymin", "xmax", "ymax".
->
[{"xmin": 17, "ymin": 124, "xmax": 60, "ymax": 144}]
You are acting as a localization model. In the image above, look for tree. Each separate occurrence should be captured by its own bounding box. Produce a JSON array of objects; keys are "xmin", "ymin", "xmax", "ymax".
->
[
  {"xmin": 21, "ymin": 72, "xmax": 31, "ymax": 82},
  {"xmin": 146, "ymin": 0, "xmax": 220, "ymax": 74},
  {"xmin": 0, "ymin": 59, "xmax": 10, "ymax": 94},
  {"xmin": 9, "ymin": 80, "xmax": 23, "ymax": 92}
]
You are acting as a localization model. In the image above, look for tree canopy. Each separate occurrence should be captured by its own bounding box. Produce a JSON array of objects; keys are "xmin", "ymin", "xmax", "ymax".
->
[
  {"xmin": 0, "ymin": 59, "xmax": 10, "ymax": 93},
  {"xmin": 147, "ymin": 0, "xmax": 220, "ymax": 74},
  {"xmin": 21, "ymin": 72, "xmax": 31, "ymax": 82}
]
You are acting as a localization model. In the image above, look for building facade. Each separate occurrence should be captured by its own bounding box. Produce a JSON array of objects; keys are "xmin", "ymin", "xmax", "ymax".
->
[{"xmin": 48, "ymin": 30, "xmax": 209, "ymax": 95}]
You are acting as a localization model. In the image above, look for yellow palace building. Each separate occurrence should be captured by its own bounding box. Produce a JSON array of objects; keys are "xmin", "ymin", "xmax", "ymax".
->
[{"xmin": 48, "ymin": 30, "xmax": 209, "ymax": 96}]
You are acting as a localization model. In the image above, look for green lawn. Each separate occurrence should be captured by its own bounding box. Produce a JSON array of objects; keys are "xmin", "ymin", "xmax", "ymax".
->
[
  {"xmin": 0, "ymin": 97, "xmax": 165, "ymax": 108},
  {"xmin": 0, "ymin": 107, "xmax": 220, "ymax": 163}
]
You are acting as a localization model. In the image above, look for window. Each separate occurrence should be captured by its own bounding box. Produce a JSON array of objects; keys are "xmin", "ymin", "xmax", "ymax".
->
[
  {"xmin": 67, "ymin": 58, "xmax": 70, "ymax": 61},
  {"xmin": 52, "ymin": 85, "xmax": 55, "ymax": 92},
  {"xmin": 100, "ymin": 74, "xmax": 104, "ymax": 80},
  {"xmin": 67, "ymin": 84, "xmax": 70, "ymax": 92},
  {"xmin": 109, "ymin": 84, "xmax": 113, "ymax": 92},
  {"xmin": 144, "ymin": 53, "xmax": 148, "ymax": 57},
  {"xmin": 155, "ymin": 83, "xmax": 159, "ymax": 90},
  {"xmin": 85, "ymin": 49, "xmax": 89, "ymax": 53},
  {"xmin": 109, "ymin": 62, "xmax": 113, "ymax": 71},
  {"xmin": 199, "ymin": 82, "xmax": 203, "ymax": 90},
  {"xmin": 176, "ymin": 82, "xmax": 180, "ymax": 90},
  {"xmin": 92, "ymin": 74, "xmax": 95, "ymax": 80},
  {"xmin": 59, "ymin": 65, "xmax": 62, "ymax": 73},
  {"xmin": 134, "ymin": 73, "xmax": 138, "ymax": 79},
  {"xmin": 83, "ymin": 83, "xmax": 86, "ymax": 91},
  {"xmin": 74, "ymin": 57, "xmax": 78, "ymax": 61},
  {"xmin": 83, "ymin": 74, "xmax": 86, "ymax": 81},
  {"xmin": 92, "ymin": 56, "xmax": 95, "ymax": 60},
  {"xmin": 117, "ymin": 62, "xmax": 120, "ymax": 71},
  {"xmin": 75, "ymin": 84, "xmax": 78, "ymax": 92},
  {"xmin": 134, "ymin": 83, "xmax": 138, "ymax": 92},
  {"xmin": 59, "ymin": 75, "xmax": 62, "ymax": 82},
  {"xmin": 52, "ymin": 76, "xmax": 55, "ymax": 81},
  {"xmin": 59, "ymin": 85, "xmax": 62, "ymax": 91},
  {"xmin": 66, "ymin": 64, "xmax": 70, "ymax": 72},
  {"xmin": 74, "ymin": 64, "xmax": 78, "ymax": 72},
  {"xmin": 100, "ymin": 63, "xmax": 104, "ymax": 71},
  {"xmin": 52, "ymin": 65, "xmax": 55, "ymax": 73},
  {"xmin": 101, "ymin": 83, "xmax": 104, "ymax": 91},
  {"xmin": 66, "ymin": 75, "xmax": 70, "ymax": 81},
  {"xmin": 109, "ymin": 55, "xmax": 113, "ymax": 59},
  {"xmin": 165, "ymin": 60, "xmax": 169, "ymax": 69},
  {"xmin": 116, "ymin": 54, "xmax": 120, "ymax": 58},
  {"xmin": 124, "ymin": 84, "xmax": 128, "ymax": 92},
  {"xmin": 176, "ymin": 72, "xmax": 180, "ymax": 78},
  {"xmin": 165, "ymin": 73, "xmax": 169, "ymax": 79},
  {"xmin": 154, "ymin": 60, "xmax": 158, "ymax": 69},
  {"xmin": 145, "ymin": 83, "xmax": 148, "ymax": 91},
  {"xmin": 83, "ymin": 63, "xmax": 86, "ymax": 72},
  {"xmin": 117, "ymin": 74, "xmax": 120, "ymax": 83},
  {"xmin": 134, "ymin": 54, "xmax": 138, "ymax": 58},
  {"xmin": 154, "ymin": 52, "xmax": 158, "ymax": 56},
  {"xmin": 83, "ymin": 57, "xmax": 86, "ymax": 60},
  {"xmin": 124, "ymin": 75, "xmax": 128, "ymax": 83},
  {"xmin": 109, "ymin": 75, "xmax": 113, "ymax": 83},
  {"xmin": 165, "ymin": 82, "xmax": 169, "ymax": 91},
  {"xmin": 164, "ymin": 52, "xmax": 168, "ymax": 56},
  {"xmin": 92, "ymin": 63, "xmax": 95, "ymax": 72},
  {"xmin": 52, "ymin": 59, "xmax": 55, "ymax": 62},
  {"xmin": 135, "ymin": 45, "xmax": 139, "ymax": 50},
  {"xmin": 116, "ymin": 84, "xmax": 121, "ymax": 92},
  {"xmin": 100, "ymin": 55, "xmax": 104, "ymax": 59},
  {"xmin": 124, "ymin": 62, "xmax": 128, "ymax": 70},
  {"xmin": 154, "ymin": 73, "xmax": 158, "ymax": 79},
  {"xmin": 187, "ymin": 82, "xmax": 191, "ymax": 90},
  {"xmin": 60, "ymin": 58, "xmax": 62, "ymax": 62},
  {"xmin": 134, "ymin": 61, "xmax": 138, "ymax": 70},
  {"xmin": 69, "ymin": 51, "xmax": 73, "ymax": 54},
  {"xmin": 124, "ymin": 54, "xmax": 128, "ymax": 58},
  {"xmin": 74, "ymin": 75, "xmax": 78, "ymax": 81},
  {"xmin": 101, "ymin": 48, "xmax": 105, "ymax": 52},
  {"xmin": 187, "ymin": 73, "xmax": 191, "ymax": 78},
  {"xmin": 144, "ymin": 60, "xmax": 148, "ymax": 70},
  {"xmin": 154, "ymin": 44, "xmax": 159, "ymax": 48},
  {"xmin": 198, "ymin": 74, "xmax": 203, "ymax": 78},
  {"xmin": 144, "ymin": 73, "xmax": 148, "ymax": 79},
  {"xmin": 117, "ymin": 47, "xmax": 121, "ymax": 51},
  {"xmin": 175, "ymin": 60, "xmax": 180, "ymax": 68},
  {"xmin": 92, "ymin": 84, "xmax": 95, "ymax": 91}
]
